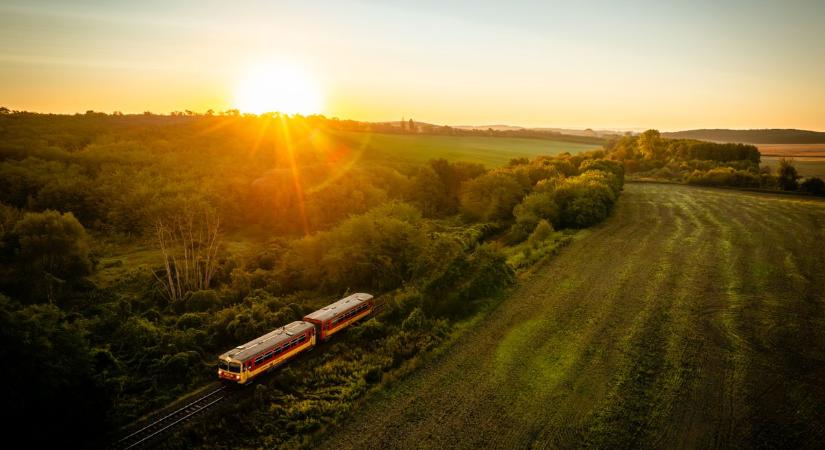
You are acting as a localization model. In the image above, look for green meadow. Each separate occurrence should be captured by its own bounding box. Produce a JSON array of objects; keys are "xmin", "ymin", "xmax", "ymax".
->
[{"xmin": 333, "ymin": 130, "xmax": 602, "ymax": 167}]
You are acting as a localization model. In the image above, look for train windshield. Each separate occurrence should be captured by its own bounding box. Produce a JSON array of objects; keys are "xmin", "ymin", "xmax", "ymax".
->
[{"xmin": 219, "ymin": 360, "xmax": 241, "ymax": 373}]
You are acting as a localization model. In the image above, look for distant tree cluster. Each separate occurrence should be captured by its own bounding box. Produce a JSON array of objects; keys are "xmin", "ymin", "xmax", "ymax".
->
[{"xmin": 605, "ymin": 129, "xmax": 825, "ymax": 196}]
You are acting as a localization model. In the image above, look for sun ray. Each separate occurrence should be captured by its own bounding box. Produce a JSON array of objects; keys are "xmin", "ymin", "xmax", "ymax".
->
[{"xmin": 276, "ymin": 115, "xmax": 311, "ymax": 236}]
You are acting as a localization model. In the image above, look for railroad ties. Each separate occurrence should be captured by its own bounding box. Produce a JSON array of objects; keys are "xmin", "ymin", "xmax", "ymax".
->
[{"xmin": 114, "ymin": 386, "xmax": 228, "ymax": 449}]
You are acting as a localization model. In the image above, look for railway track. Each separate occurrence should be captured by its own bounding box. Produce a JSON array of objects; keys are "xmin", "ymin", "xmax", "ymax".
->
[
  {"xmin": 113, "ymin": 385, "xmax": 229, "ymax": 449},
  {"xmin": 111, "ymin": 304, "xmax": 383, "ymax": 448}
]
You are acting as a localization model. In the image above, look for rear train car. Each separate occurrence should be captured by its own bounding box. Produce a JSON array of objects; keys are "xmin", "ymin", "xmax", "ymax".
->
[
  {"xmin": 304, "ymin": 293, "xmax": 374, "ymax": 341},
  {"xmin": 217, "ymin": 321, "xmax": 315, "ymax": 384}
]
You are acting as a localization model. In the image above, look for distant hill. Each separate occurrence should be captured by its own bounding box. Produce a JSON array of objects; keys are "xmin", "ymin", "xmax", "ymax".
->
[
  {"xmin": 662, "ymin": 129, "xmax": 825, "ymax": 144},
  {"xmin": 455, "ymin": 125, "xmax": 525, "ymax": 131},
  {"xmin": 456, "ymin": 125, "xmax": 625, "ymax": 138}
]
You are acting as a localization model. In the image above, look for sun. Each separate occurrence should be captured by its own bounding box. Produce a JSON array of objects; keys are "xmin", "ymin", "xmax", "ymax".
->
[{"xmin": 234, "ymin": 63, "xmax": 322, "ymax": 115}]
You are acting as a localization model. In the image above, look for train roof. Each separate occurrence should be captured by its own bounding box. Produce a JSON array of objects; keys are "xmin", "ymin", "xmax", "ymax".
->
[
  {"xmin": 304, "ymin": 293, "xmax": 373, "ymax": 322},
  {"xmin": 219, "ymin": 321, "xmax": 314, "ymax": 362}
]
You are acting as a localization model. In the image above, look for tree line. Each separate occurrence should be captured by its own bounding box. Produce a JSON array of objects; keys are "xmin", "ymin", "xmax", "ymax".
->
[{"xmin": 604, "ymin": 129, "xmax": 825, "ymax": 196}]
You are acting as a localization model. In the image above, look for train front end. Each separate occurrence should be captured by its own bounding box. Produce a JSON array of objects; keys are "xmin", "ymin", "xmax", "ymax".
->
[{"xmin": 217, "ymin": 356, "xmax": 246, "ymax": 383}]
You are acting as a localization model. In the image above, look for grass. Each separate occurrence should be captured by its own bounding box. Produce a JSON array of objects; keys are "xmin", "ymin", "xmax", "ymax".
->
[
  {"xmin": 333, "ymin": 130, "xmax": 602, "ymax": 167},
  {"xmin": 315, "ymin": 182, "xmax": 825, "ymax": 449}
]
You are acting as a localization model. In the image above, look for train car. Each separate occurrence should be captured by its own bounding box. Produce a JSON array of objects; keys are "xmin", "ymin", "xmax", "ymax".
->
[
  {"xmin": 303, "ymin": 293, "xmax": 374, "ymax": 341},
  {"xmin": 217, "ymin": 321, "xmax": 315, "ymax": 384}
]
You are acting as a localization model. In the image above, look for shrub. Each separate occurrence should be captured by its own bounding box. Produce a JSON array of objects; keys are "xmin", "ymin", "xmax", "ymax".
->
[
  {"xmin": 459, "ymin": 171, "xmax": 526, "ymax": 222},
  {"xmin": 528, "ymin": 220, "xmax": 554, "ymax": 247},
  {"xmin": 402, "ymin": 307, "xmax": 427, "ymax": 331},
  {"xmin": 509, "ymin": 191, "xmax": 559, "ymax": 243},
  {"xmin": 424, "ymin": 243, "xmax": 514, "ymax": 318},
  {"xmin": 686, "ymin": 167, "xmax": 761, "ymax": 188},
  {"xmin": 184, "ymin": 290, "xmax": 220, "ymax": 312},
  {"xmin": 553, "ymin": 172, "xmax": 617, "ymax": 228},
  {"xmin": 283, "ymin": 202, "xmax": 426, "ymax": 292},
  {"xmin": 778, "ymin": 158, "xmax": 799, "ymax": 190},
  {"xmin": 800, "ymin": 177, "xmax": 825, "ymax": 196}
]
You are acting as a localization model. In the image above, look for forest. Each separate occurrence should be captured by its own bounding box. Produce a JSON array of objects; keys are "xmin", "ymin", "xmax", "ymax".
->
[{"xmin": 0, "ymin": 112, "xmax": 623, "ymax": 447}]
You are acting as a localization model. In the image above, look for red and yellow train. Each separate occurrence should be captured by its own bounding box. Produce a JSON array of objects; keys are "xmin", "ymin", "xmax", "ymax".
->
[{"xmin": 217, "ymin": 293, "xmax": 374, "ymax": 384}]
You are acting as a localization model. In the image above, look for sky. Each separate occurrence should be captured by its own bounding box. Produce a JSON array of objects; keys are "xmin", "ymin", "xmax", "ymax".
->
[{"xmin": 1, "ymin": 0, "xmax": 824, "ymax": 131}]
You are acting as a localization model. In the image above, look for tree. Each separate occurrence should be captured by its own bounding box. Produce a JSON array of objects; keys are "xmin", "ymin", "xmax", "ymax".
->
[
  {"xmin": 459, "ymin": 171, "xmax": 526, "ymax": 222},
  {"xmin": 11, "ymin": 210, "xmax": 92, "ymax": 302},
  {"xmin": 637, "ymin": 129, "xmax": 663, "ymax": 160},
  {"xmin": 800, "ymin": 177, "xmax": 825, "ymax": 196},
  {"xmin": 0, "ymin": 296, "xmax": 109, "ymax": 446},
  {"xmin": 408, "ymin": 118, "xmax": 416, "ymax": 133},
  {"xmin": 778, "ymin": 158, "xmax": 799, "ymax": 190},
  {"xmin": 154, "ymin": 208, "xmax": 222, "ymax": 302},
  {"xmin": 528, "ymin": 219, "xmax": 554, "ymax": 247}
]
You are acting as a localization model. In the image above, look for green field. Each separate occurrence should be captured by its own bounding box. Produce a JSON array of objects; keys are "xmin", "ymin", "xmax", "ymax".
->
[
  {"xmin": 316, "ymin": 182, "xmax": 825, "ymax": 449},
  {"xmin": 334, "ymin": 131, "xmax": 602, "ymax": 167}
]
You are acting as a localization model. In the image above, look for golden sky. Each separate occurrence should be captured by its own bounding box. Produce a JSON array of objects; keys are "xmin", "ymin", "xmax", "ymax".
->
[{"xmin": 1, "ymin": 0, "xmax": 824, "ymax": 131}]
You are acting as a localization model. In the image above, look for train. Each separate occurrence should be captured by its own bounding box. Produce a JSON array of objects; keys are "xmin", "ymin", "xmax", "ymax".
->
[{"xmin": 217, "ymin": 292, "xmax": 375, "ymax": 384}]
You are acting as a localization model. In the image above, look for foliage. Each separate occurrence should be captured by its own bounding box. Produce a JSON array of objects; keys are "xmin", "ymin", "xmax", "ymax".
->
[
  {"xmin": 510, "ymin": 191, "xmax": 559, "ymax": 243},
  {"xmin": 1, "ymin": 210, "xmax": 92, "ymax": 302},
  {"xmin": 528, "ymin": 219, "xmax": 554, "ymax": 247},
  {"xmin": 686, "ymin": 167, "xmax": 762, "ymax": 187},
  {"xmin": 0, "ymin": 295, "xmax": 109, "ymax": 447},
  {"xmin": 800, "ymin": 177, "xmax": 825, "ymax": 196},
  {"xmin": 282, "ymin": 202, "xmax": 427, "ymax": 292},
  {"xmin": 554, "ymin": 171, "xmax": 619, "ymax": 228},
  {"xmin": 459, "ymin": 171, "xmax": 526, "ymax": 222},
  {"xmin": 778, "ymin": 158, "xmax": 800, "ymax": 191}
]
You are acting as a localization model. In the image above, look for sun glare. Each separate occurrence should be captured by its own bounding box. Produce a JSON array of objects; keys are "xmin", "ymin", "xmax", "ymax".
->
[{"xmin": 234, "ymin": 63, "xmax": 322, "ymax": 115}]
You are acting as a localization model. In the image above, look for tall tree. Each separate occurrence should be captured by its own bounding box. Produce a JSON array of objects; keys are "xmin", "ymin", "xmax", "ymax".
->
[
  {"xmin": 11, "ymin": 210, "xmax": 92, "ymax": 302},
  {"xmin": 154, "ymin": 208, "xmax": 221, "ymax": 302},
  {"xmin": 778, "ymin": 158, "xmax": 799, "ymax": 190}
]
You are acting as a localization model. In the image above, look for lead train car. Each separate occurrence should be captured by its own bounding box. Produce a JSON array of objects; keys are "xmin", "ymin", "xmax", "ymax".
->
[
  {"xmin": 303, "ymin": 292, "xmax": 374, "ymax": 341},
  {"xmin": 217, "ymin": 321, "xmax": 315, "ymax": 384}
]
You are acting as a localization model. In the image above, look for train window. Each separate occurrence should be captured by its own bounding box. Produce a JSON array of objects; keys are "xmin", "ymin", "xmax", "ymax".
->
[
  {"xmin": 228, "ymin": 362, "xmax": 241, "ymax": 373},
  {"xmin": 219, "ymin": 360, "xmax": 229, "ymax": 371}
]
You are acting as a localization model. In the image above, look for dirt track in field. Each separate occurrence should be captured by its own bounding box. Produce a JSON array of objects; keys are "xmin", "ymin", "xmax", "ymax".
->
[{"xmin": 317, "ymin": 183, "xmax": 825, "ymax": 449}]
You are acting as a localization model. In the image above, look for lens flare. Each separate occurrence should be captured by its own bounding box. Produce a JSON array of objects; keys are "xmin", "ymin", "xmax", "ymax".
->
[{"xmin": 234, "ymin": 63, "xmax": 322, "ymax": 115}]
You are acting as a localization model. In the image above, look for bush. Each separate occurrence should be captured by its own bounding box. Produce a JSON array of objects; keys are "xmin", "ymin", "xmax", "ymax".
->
[
  {"xmin": 509, "ymin": 191, "xmax": 559, "ymax": 243},
  {"xmin": 553, "ymin": 172, "xmax": 618, "ymax": 228},
  {"xmin": 402, "ymin": 307, "xmax": 427, "ymax": 331},
  {"xmin": 424, "ymin": 243, "xmax": 514, "ymax": 318},
  {"xmin": 284, "ymin": 202, "xmax": 426, "ymax": 292},
  {"xmin": 686, "ymin": 167, "xmax": 761, "ymax": 188},
  {"xmin": 778, "ymin": 158, "xmax": 799, "ymax": 191},
  {"xmin": 183, "ymin": 290, "xmax": 221, "ymax": 312},
  {"xmin": 459, "ymin": 171, "xmax": 526, "ymax": 222},
  {"xmin": 528, "ymin": 220, "xmax": 554, "ymax": 247},
  {"xmin": 800, "ymin": 177, "xmax": 825, "ymax": 196}
]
